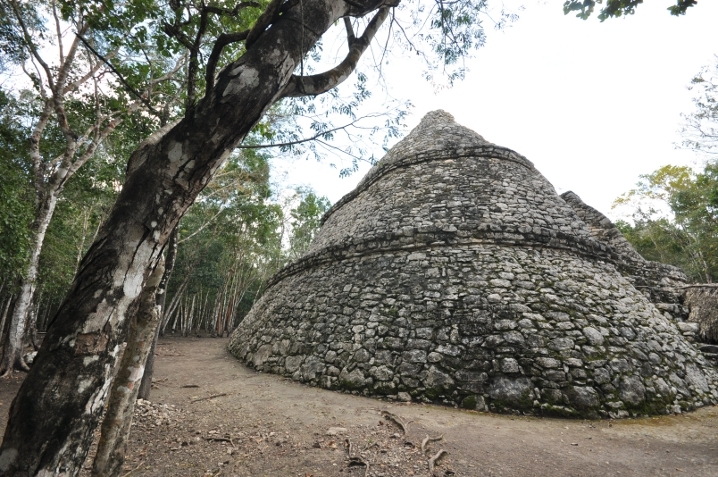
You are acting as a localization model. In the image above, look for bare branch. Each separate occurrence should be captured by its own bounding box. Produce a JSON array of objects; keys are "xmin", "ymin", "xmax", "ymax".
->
[
  {"xmin": 54, "ymin": 21, "xmax": 89, "ymax": 98},
  {"xmin": 20, "ymin": 59, "xmax": 47, "ymax": 100},
  {"xmin": 237, "ymin": 115, "xmax": 378, "ymax": 149},
  {"xmin": 9, "ymin": 0, "xmax": 55, "ymax": 91},
  {"xmin": 64, "ymin": 49, "xmax": 118, "ymax": 94},
  {"xmin": 343, "ymin": 17, "xmax": 356, "ymax": 45},
  {"xmin": 51, "ymin": 0, "xmax": 64, "ymax": 69},
  {"xmin": 63, "ymin": 116, "xmax": 122, "ymax": 183},
  {"xmin": 177, "ymin": 207, "xmax": 227, "ymax": 245},
  {"xmin": 280, "ymin": 7, "xmax": 390, "ymax": 98},
  {"xmin": 149, "ymin": 54, "xmax": 187, "ymax": 86},
  {"xmin": 77, "ymin": 35, "xmax": 161, "ymax": 117},
  {"xmin": 51, "ymin": 23, "xmax": 91, "ymax": 146}
]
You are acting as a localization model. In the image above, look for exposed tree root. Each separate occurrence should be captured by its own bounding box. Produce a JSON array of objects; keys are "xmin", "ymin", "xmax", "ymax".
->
[
  {"xmin": 191, "ymin": 393, "xmax": 228, "ymax": 403},
  {"xmin": 0, "ymin": 355, "xmax": 30, "ymax": 378},
  {"xmin": 428, "ymin": 449, "xmax": 447, "ymax": 475},
  {"xmin": 421, "ymin": 434, "xmax": 444, "ymax": 454},
  {"xmin": 205, "ymin": 436, "xmax": 234, "ymax": 446},
  {"xmin": 119, "ymin": 460, "xmax": 144, "ymax": 477},
  {"xmin": 381, "ymin": 410, "xmax": 409, "ymax": 434},
  {"xmin": 345, "ymin": 438, "xmax": 369, "ymax": 476}
]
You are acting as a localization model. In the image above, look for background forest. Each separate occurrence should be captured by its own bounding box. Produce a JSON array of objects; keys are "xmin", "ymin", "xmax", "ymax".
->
[{"xmin": 0, "ymin": 111, "xmax": 331, "ymax": 343}]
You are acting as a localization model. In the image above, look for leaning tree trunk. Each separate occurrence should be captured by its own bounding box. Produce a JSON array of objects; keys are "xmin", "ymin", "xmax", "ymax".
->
[
  {"xmin": 0, "ymin": 192, "xmax": 58, "ymax": 377},
  {"xmin": 91, "ymin": 260, "xmax": 165, "ymax": 477},
  {"xmin": 0, "ymin": 0, "xmax": 382, "ymax": 473},
  {"xmin": 137, "ymin": 227, "xmax": 178, "ymax": 400}
]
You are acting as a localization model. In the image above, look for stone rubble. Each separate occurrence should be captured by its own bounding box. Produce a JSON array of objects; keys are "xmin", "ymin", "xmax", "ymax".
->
[{"xmin": 229, "ymin": 110, "xmax": 718, "ymax": 418}]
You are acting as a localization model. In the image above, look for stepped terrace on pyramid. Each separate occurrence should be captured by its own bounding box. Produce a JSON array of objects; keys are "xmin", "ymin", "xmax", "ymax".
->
[{"xmin": 229, "ymin": 110, "xmax": 718, "ymax": 418}]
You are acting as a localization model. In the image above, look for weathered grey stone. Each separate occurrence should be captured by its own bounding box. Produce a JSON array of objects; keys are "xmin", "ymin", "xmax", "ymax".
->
[
  {"xmin": 402, "ymin": 349, "xmax": 427, "ymax": 363},
  {"xmin": 339, "ymin": 368, "xmax": 366, "ymax": 389},
  {"xmin": 619, "ymin": 376, "xmax": 646, "ymax": 406},
  {"xmin": 582, "ymin": 327, "xmax": 604, "ymax": 346},
  {"xmin": 425, "ymin": 366, "xmax": 455, "ymax": 391},
  {"xmin": 252, "ymin": 344, "xmax": 272, "ymax": 367},
  {"xmin": 284, "ymin": 355, "xmax": 304, "ymax": 373},
  {"xmin": 677, "ymin": 322, "xmax": 700, "ymax": 334},
  {"xmin": 369, "ymin": 365, "xmax": 394, "ymax": 382},
  {"xmin": 353, "ymin": 348, "xmax": 371, "ymax": 363},
  {"xmin": 326, "ymin": 427, "xmax": 347, "ymax": 435},
  {"xmin": 489, "ymin": 377, "xmax": 533, "ymax": 407},
  {"xmin": 301, "ymin": 357, "xmax": 324, "ymax": 381},
  {"xmin": 500, "ymin": 358, "xmax": 520, "ymax": 373},
  {"xmin": 566, "ymin": 386, "xmax": 600, "ymax": 410},
  {"xmin": 535, "ymin": 357, "xmax": 560, "ymax": 369},
  {"xmin": 548, "ymin": 338, "xmax": 574, "ymax": 351},
  {"xmin": 228, "ymin": 111, "xmax": 718, "ymax": 418},
  {"xmin": 684, "ymin": 363, "xmax": 710, "ymax": 393}
]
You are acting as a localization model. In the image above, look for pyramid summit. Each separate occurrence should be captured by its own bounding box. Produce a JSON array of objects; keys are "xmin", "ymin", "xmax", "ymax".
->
[{"xmin": 229, "ymin": 111, "xmax": 718, "ymax": 418}]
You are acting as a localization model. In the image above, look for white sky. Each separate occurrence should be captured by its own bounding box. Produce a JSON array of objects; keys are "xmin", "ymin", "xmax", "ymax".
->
[{"xmin": 271, "ymin": 0, "xmax": 718, "ymax": 220}]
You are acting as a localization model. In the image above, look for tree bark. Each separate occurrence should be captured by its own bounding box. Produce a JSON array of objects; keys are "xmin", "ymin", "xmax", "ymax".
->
[
  {"xmin": 0, "ymin": 0, "xmax": 389, "ymax": 473},
  {"xmin": 138, "ymin": 227, "xmax": 178, "ymax": 401},
  {"xmin": 0, "ymin": 192, "xmax": 58, "ymax": 377},
  {"xmin": 90, "ymin": 261, "xmax": 164, "ymax": 477},
  {"xmin": 0, "ymin": 294, "xmax": 15, "ymax": 352}
]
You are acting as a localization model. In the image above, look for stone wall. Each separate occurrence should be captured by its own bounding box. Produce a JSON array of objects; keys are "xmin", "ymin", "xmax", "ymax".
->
[
  {"xmin": 685, "ymin": 285, "xmax": 718, "ymax": 344},
  {"xmin": 560, "ymin": 191, "xmax": 689, "ymax": 320},
  {"xmin": 229, "ymin": 111, "xmax": 718, "ymax": 418}
]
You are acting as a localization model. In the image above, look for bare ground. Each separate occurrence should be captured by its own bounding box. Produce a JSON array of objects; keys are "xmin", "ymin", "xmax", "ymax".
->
[{"xmin": 2, "ymin": 336, "xmax": 717, "ymax": 477}]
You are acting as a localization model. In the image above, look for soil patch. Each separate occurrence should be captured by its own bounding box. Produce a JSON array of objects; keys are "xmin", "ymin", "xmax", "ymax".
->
[{"xmin": 2, "ymin": 337, "xmax": 717, "ymax": 476}]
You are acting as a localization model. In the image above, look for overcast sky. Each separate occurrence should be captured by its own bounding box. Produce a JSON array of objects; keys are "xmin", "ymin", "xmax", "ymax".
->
[{"xmin": 272, "ymin": 0, "xmax": 718, "ymax": 219}]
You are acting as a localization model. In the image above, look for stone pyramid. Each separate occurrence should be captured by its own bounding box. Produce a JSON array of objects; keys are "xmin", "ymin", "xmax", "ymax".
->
[{"xmin": 229, "ymin": 111, "xmax": 718, "ymax": 418}]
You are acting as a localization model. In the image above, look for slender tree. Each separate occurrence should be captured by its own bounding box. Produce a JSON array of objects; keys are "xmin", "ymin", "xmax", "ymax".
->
[
  {"xmin": 0, "ymin": 0, "xmax": 175, "ymax": 375},
  {"xmin": 90, "ymin": 260, "xmax": 164, "ymax": 477}
]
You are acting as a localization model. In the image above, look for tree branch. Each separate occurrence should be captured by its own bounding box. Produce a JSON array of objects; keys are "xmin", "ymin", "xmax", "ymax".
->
[
  {"xmin": 63, "ymin": 49, "xmax": 118, "ymax": 94},
  {"xmin": 205, "ymin": 30, "xmax": 250, "ymax": 93},
  {"xmin": 185, "ymin": 7, "xmax": 211, "ymax": 110},
  {"xmin": 77, "ymin": 35, "xmax": 161, "ymax": 117},
  {"xmin": 245, "ymin": 0, "xmax": 285, "ymax": 48},
  {"xmin": 162, "ymin": 21, "xmax": 195, "ymax": 51},
  {"xmin": 237, "ymin": 115, "xmax": 377, "ymax": 149},
  {"xmin": 343, "ymin": 17, "xmax": 356, "ymax": 45},
  {"xmin": 9, "ymin": 0, "xmax": 55, "ymax": 90},
  {"xmin": 51, "ymin": 0, "xmax": 64, "ymax": 69},
  {"xmin": 280, "ymin": 7, "xmax": 390, "ymax": 98}
]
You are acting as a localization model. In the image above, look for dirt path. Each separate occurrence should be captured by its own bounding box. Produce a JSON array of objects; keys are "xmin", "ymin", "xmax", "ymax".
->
[{"xmin": 2, "ymin": 337, "xmax": 718, "ymax": 476}]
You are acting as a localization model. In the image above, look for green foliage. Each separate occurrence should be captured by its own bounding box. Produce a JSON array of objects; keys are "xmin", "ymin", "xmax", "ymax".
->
[
  {"xmin": 0, "ymin": 88, "xmax": 33, "ymax": 282},
  {"xmin": 563, "ymin": 0, "xmax": 696, "ymax": 20},
  {"xmin": 37, "ymin": 157, "xmax": 122, "ymax": 304},
  {"xmin": 613, "ymin": 162, "xmax": 718, "ymax": 282},
  {"xmin": 287, "ymin": 187, "xmax": 331, "ymax": 260},
  {"xmin": 167, "ymin": 149, "xmax": 286, "ymax": 329},
  {"xmin": 397, "ymin": 0, "xmax": 518, "ymax": 85}
]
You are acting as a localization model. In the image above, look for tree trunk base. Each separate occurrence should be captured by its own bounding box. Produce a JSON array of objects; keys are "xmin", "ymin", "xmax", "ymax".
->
[{"xmin": 0, "ymin": 353, "xmax": 30, "ymax": 377}]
